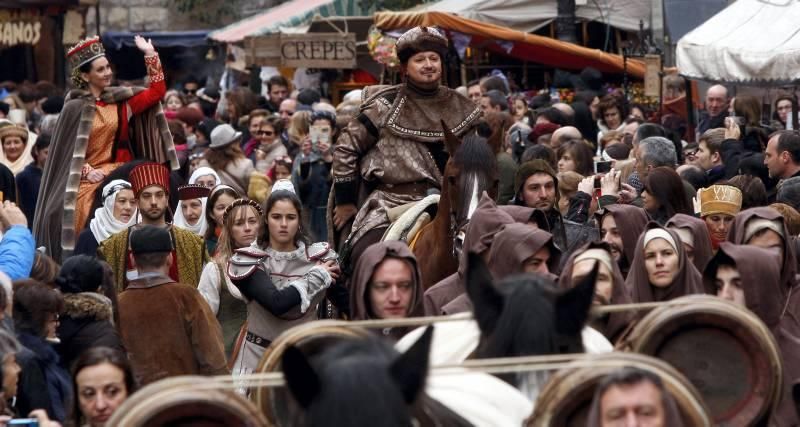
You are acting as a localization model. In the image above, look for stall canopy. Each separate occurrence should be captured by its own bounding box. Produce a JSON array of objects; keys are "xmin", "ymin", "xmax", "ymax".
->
[
  {"xmin": 208, "ymin": 0, "xmax": 371, "ymax": 43},
  {"xmin": 414, "ymin": 0, "xmax": 649, "ymax": 33},
  {"xmin": 676, "ymin": 0, "xmax": 800, "ymax": 84},
  {"xmin": 375, "ymin": 11, "xmax": 645, "ymax": 78}
]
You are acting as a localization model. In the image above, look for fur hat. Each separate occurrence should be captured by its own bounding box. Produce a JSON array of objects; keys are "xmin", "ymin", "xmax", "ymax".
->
[
  {"xmin": 0, "ymin": 125, "xmax": 27, "ymax": 142},
  {"xmin": 396, "ymin": 26, "xmax": 448, "ymax": 64}
]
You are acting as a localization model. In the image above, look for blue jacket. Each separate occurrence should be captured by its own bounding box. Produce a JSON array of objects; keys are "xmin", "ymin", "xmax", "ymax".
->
[{"xmin": 0, "ymin": 225, "xmax": 35, "ymax": 280}]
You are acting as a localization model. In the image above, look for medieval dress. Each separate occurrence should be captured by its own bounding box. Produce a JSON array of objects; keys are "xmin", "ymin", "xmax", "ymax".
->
[{"xmin": 32, "ymin": 52, "xmax": 178, "ymax": 262}]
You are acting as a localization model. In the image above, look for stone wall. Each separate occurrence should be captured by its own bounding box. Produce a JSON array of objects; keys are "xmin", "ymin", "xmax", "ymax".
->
[{"xmin": 85, "ymin": 0, "xmax": 282, "ymax": 34}]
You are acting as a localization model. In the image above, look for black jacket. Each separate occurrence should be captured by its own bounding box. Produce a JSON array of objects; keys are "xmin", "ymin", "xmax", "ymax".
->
[
  {"xmin": 56, "ymin": 292, "xmax": 124, "ymax": 371},
  {"xmin": 15, "ymin": 332, "xmax": 71, "ymax": 422}
]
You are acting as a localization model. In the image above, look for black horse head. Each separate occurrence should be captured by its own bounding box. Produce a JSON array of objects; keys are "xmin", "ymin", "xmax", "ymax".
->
[
  {"xmin": 282, "ymin": 327, "xmax": 434, "ymax": 427},
  {"xmin": 466, "ymin": 251, "xmax": 597, "ymax": 362}
]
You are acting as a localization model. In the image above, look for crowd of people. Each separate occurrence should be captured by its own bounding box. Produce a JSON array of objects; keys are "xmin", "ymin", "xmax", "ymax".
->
[{"xmin": 0, "ymin": 24, "xmax": 795, "ymax": 426}]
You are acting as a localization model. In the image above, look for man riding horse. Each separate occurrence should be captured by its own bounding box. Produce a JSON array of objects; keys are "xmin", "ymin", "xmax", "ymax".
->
[{"xmin": 331, "ymin": 26, "xmax": 482, "ymax": 276}]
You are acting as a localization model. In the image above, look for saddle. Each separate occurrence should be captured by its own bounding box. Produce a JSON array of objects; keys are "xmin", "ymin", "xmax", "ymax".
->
[{"xmin": 381, "ymin": 194, "xmax": 440, "ymax": 249}]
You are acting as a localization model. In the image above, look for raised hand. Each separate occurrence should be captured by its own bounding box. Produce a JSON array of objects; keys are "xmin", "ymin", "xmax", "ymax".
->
[{"xmin": 134, "ymin": 35, "xmax": 155, "ymax": 56}]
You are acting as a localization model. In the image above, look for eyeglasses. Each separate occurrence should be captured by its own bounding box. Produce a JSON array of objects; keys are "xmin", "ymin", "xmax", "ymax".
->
[
  {"xmin": 183, "ymin": 88, "xmax": 197, "ymax": 95},
  {"xmin": 257, "ymin": 130, "xmax": 275, "ymax": 136}
]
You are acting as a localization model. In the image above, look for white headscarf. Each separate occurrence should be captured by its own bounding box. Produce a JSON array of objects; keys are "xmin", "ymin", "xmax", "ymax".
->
[
  {"xmin": 189, "ymin": 167, "xmax": 221, "ymax": 187},
  {"xmin": 0, "ymin": 118, "xmax": 35, "ymax": 176},
  {"xmin": 89, "ymin": 180, "xmax": 137, "ymax": 243},
  {"xmin": 173, "ymin": 197, "xmax": 208, "ymax": 236}
]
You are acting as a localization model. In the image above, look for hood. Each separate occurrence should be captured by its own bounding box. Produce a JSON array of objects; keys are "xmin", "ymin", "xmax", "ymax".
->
[
  {"xmin": 559, "ymin": 241, "xmax": 634, "ymax": 341},
  {"xmin": 513, "ymin": 160, "xmax": 559, "ymax": 206},
  {"xmin": 62, "ymin": 292, "xmax": 114, "ymax": 323},
  {"xmin": 625, "ymin": 222, "xmax": 704, "ymax": 303},
  {"xmin": 728, "ymin": 207, "xmax": 796, "ymax": 295},
  {"xmin": 595, "ymin": 204, "xmax": 650, "ymax": 267},
  {"xmin": 486, "ymin": 224, "xmax": 560, "ymax": 279},
  {"xmin": 703, "ymin": 243, "xmax": 783, "ymax": 328},
  {"xmin": 498, "ymin": 205, "xmax": 551, "ymax": 231},
  {"xmin": 350, "ymin": 241, "xmax": 422, "ymax": 321},
  {"xmin": 457, "ymin": 193, "xmax": 515, "ymax": 276},
  {"xmin": 665, "ymin": 213, "xmax": 714, "ymax": 273}
]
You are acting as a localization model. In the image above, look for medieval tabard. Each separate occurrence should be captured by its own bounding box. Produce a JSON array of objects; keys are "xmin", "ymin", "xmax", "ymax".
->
[{"xmin": 332, "ymin": 28, "xmax": 482, "ymax": 250}]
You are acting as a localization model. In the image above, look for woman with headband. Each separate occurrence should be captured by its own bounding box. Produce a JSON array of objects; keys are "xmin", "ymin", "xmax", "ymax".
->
[{"xmin": 74, "ymin": 180, "xmax": 137, "ymax": 256}]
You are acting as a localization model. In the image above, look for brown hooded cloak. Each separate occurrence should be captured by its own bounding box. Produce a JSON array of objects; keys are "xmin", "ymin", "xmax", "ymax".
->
[
  {"xmin": 665, "ymin": 213, "xmax": 714, "ymax": 273},
  {"xmin": 703, "ymin": 242, "xmax": 800, "ymax": 427},
  {"xmin": 349, "ymin": 241, "xmax": 423, "ymax": 340},
  {"xmin": 423, "ymin": 193, "xmax": 514, "ymax": 315},
  {"xmin": 559, "ymin": 241, "xmax": 634, "ymax": 343},
  {"xmin": 625, "ymin": 222, "xmax": 703, "ymax": 303},
  {"xmin": 442, "ymin": 224, "xmax": 561, "ymax": 314},
  {"xmin": 595, "ymin": 204, "xmax": 650, "ymax": 276},
  {"xmin": 498, "ymin": 205, "xmax": 551, "ymax": 231}
]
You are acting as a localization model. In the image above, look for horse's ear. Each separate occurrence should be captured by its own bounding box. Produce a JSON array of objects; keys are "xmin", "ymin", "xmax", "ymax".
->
[
  {"xmin": 555, "ymin": 261, "xmax": 597, "ymax": 336},
  {"xmin": 441, "ymin": 119, "xmax": 460, "ymax": 156},
  {"xmin": 466, "ymin": 251, "xmax": 503, "ymax": 335},
  {"xmin": 281, "ymin": 345, "xmax": 321, "ymax": 409},
  {"xmin": 390, "ymin": 325, "xmax": 433, "ymax": 404}
]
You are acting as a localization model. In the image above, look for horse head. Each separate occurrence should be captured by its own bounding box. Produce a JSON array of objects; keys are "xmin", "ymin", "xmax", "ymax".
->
[
  {"xmin": 440, "ymin": 120, "xmax": 500, "ymax": 240},
  {"xmin": 465, "ymin": 251, "xmax": 596, "ymax": 389},
  {"xmin": 282, "ymin": 326, "xmax": 434, "ymax": 427}
]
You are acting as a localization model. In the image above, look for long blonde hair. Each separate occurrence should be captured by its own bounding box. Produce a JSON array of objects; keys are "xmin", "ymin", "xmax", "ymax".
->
[
  {"xmin": 215, "ymin": 203, "xmax": 263, "ymax": 261},
  {"xmin": 288, "ymin": 110, "xmax": 311, "ymax": 146}
]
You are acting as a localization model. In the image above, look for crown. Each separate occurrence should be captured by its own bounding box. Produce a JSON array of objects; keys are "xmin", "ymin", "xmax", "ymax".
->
[
  {"xmin": 177, "ymin": 184, "xmax": 211, "ymax": 201},
  {"xmin": 697, "ymin": 185, "xmax": 742, "ymax": 217},
  {"xmin": 67, "ymin": 36, "xmax": 105, "ymax": 71}
]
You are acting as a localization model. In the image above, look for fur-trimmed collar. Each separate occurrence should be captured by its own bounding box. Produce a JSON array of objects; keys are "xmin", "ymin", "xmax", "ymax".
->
[{"xmin": 63, "ymin": 292, "xmax": 113, "ymax": 324}]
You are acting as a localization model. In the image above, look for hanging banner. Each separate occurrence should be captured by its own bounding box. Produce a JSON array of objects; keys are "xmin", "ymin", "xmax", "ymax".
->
[
  {"xmin": 0, "ymin": 10, "xmax": 42, "ymax": 47},
  {"xmin": 644, "ymin": 54, "xmax": 662, "ymax": 98}
]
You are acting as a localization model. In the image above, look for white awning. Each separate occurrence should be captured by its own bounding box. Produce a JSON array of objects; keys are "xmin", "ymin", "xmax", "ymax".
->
[{"xmin": 676, "ymin": 0, "xmax": 800, "ymax": 84}]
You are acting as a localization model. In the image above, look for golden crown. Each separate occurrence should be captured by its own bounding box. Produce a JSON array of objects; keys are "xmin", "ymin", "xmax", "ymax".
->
[
  {"xmin": 66, "ymin": 36, "xmax": 105, "ymax": 71},
  {"xmin": 697, "ymin": 185, "xmax": 743, "ymax": 217}
]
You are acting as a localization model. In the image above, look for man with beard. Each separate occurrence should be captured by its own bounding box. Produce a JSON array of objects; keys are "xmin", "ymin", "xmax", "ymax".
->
[
  {"xmin": 331, "ymin": 26, "xmax": 482, "ymax": 271},
  {"xmin": 595, "ymin": 204, "xmax": 649, "ymax": 278},
  {"xmin": 100, "ymin": 162, "xmax": 208, "ymax": 292},
  {"xmin": 512, "ymin": 159, "xmax": 598, "ymax": 258}
]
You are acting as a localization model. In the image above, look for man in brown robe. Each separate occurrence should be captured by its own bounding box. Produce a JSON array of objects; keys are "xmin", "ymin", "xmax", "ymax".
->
[
  {"xmin": 331, "ymin": 26, "xmax": 481, "ymax": 271},
  {"xmin": 117, "ymin": 224, "xmax": 227, "ymax": 386}
]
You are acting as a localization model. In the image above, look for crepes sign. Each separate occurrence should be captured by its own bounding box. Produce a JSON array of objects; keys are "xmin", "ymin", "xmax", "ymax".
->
[
  {"xmin": 245, "ymin": 33, "xmax": 357, "ymax": 69},
  {"xmin": 0, "ymin": 10, "xmax": 42, "ymax": 47}
]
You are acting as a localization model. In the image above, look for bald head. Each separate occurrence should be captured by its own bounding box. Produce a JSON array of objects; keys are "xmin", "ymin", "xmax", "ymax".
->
[
  {"xmin": 552, "ymin": 102, "xmax": 575, "ymax": 119},
  {"xmin": 705, "ymin": 85, "xmax": 729, "ymax": 117},
  {"xmin": 550, "ymin": 126, "xmax": 582, "ymax": 149}
]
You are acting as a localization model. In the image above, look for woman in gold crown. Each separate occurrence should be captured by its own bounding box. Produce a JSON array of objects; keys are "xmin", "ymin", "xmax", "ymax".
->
[{"xmin": 33, "ymin": 35, "xmax": 178, "ymax": 262}]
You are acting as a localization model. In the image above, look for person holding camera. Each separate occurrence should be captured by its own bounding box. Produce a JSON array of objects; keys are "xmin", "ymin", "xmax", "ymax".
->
[{"xmin": 293, "ymin": 110, "xmax": 336, "ymax": 242}]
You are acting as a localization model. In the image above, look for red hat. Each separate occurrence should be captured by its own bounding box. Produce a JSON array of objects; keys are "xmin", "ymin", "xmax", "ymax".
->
[
  {"xmin": 528, "ymin": 122, "xmax": 561, "ymax": 143},
  {"xmin": 129, "ymin": 162, "xmax": 170, "ymax": 197},
  {"xmin": 177, "ymin": 184, "xmax": 210, "ymax": 200}
]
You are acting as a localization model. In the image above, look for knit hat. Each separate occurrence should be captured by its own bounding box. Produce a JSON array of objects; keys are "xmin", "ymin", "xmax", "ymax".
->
[
  {"xmin": 130, "ymin": 225, "xmax": 173, "ymax": 255},
  {"xmin": 395, "ymin": 26, "xmax": 449, "ymax": 63},
  {"xmin": 514, "ymin": 159, "xmax": 559, "ymax": 199},
  {"xmin": 695, "ymin": 185, "xmax": 742, "ymax": 217},
  {"xmin": 129, "ymin": 162, "xmax": 170, "ymax": 197},
  {"xmin": 528, "ymin": 122, "xmax": 560, "ymax": 143},
  {"xmin": 177, "ymin": 184, "xmax": 210, "ymax": 201}
]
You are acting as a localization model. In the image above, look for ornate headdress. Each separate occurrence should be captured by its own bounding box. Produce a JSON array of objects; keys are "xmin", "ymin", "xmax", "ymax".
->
[
  {"xmin": 177, "ymin": 184, "xmax": 211, "ymax": 201},
  {"xmin": 695, "ymin": 185, "xmax": 743, "ymax": 217},
  {"xmin": 0, "ymin": 124, "xmax": 28, "ymax": 142},
  {"xmin": 395, "ymin": 26, "xmax": 448, "ymax": 64},
  {"xmin": 129, "ymin": 162, "xmax": 170, "ymax": 197},
  {"xmin": 67, "ymin": 36, "xmax": 106, "ymax": 71},
  {"xmin": 223, "ymin": 198, "xmax": 264, "ymax": 223}
]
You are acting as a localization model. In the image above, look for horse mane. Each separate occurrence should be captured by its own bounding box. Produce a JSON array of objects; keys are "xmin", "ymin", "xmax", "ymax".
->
[
  {"xmin": 282, "ymin": 328, "xmax": 434, "ymax": 427},
  {"xmin": 453, "ymin": 133, "xmax": 498, "ymax": 176}
]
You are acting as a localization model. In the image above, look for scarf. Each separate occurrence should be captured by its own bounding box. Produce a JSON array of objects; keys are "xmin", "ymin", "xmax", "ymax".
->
[
  {"xmin": 173, "ymin": 197, "xmax": 208, "ymax": 236},
  {"xmin": 189, "ymin": 166, "xmax": 221, "ymax": 186},
  {"xmin": 89, "ymin": 180, "xmax": 137, "ymax": 244}
]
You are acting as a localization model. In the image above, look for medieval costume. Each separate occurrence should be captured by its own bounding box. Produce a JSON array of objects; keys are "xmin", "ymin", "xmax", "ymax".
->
[
  {"xmin": 703, "ymin": 243, "xmax": 800, "ymax": 426},
  {"xmin": 99, "ymin": 163, "xmax": 207, "ymax": 292},
  {"xmin": 331, "ymin": 26, "xmax": 482, "ymax": 263},
  {"xmin": 665, "ymin": 213, "xmax": 714, "ymax": 273},
  {"xmin": 198, "ymin": 256, "xmax": 247, "ymax": 358},
  {"xmin": 423, "ymin": 194, "xmax": 514, "ymax": 316},
  {"xmin": 443, "ymin": 223, "xmax": 561, "ymax": 315},
  {"xmin": 227, "ymin": 241, "xmax": 337, "ymax": 379},
  {"xmin": 33, "ymin": 36, "xmax": 178, "ymax": 262},
  {"xmin": 350, "ymin": 240, "xmax": 423, "ymax": 340},
  {"xmin": 0, "ymin": 124, "xmax": 33, "ymax": 175},
  {"xmin": 727, "ymin": 207, "xmax": 800, "ymax": 322},
  {"xmin": 625, "ymin": 223, "xmax": 704, "ymax": 303},
  {"xmin": 558, "ymin": 241, "xmax": 634, "ymax": 343},
  {"xmin": 74, "ymin": 179, "xmax": 137, "ymax": 256},
  {"xmin": 696, "ymin": 184, "xmax": 742, "ymax": 250},
  {"xmin": 189, "ymin": 166, "xmax": 221, "ymax": 187},
  {"xmin": 594, "ymin": 203, "xmax": 650, "ymax": 278},
  {"xmin": 118, "ymin": 225, "xmax": 227, "ymax": 386},
  {"xmin": 173, "ymin": 184, "xmax": 210, "ymax": 236},
  {"xmin": 512, "ymin": 160, "xmax": 599, "ymax": 262}
]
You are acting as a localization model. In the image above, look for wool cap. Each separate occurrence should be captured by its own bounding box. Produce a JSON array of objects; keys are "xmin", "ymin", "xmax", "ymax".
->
[{"xmin": 130, "ymin": 225, "xmax": 173, "ymax": 254}]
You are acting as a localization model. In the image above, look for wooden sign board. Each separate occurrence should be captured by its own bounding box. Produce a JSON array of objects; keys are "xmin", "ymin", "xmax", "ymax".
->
[
  {"xmin": 245, "ymin": 32, "xmax": 357, "ymax": 69},
  {"xmin": 644, "ymin": 54, "xmax": 662, "ymax": 98}
]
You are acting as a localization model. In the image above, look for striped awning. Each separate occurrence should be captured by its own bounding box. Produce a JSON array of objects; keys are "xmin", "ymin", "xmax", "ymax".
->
[{"xmin": 209, "ymin": 0, "xmax": 371, "ymax": 43}]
